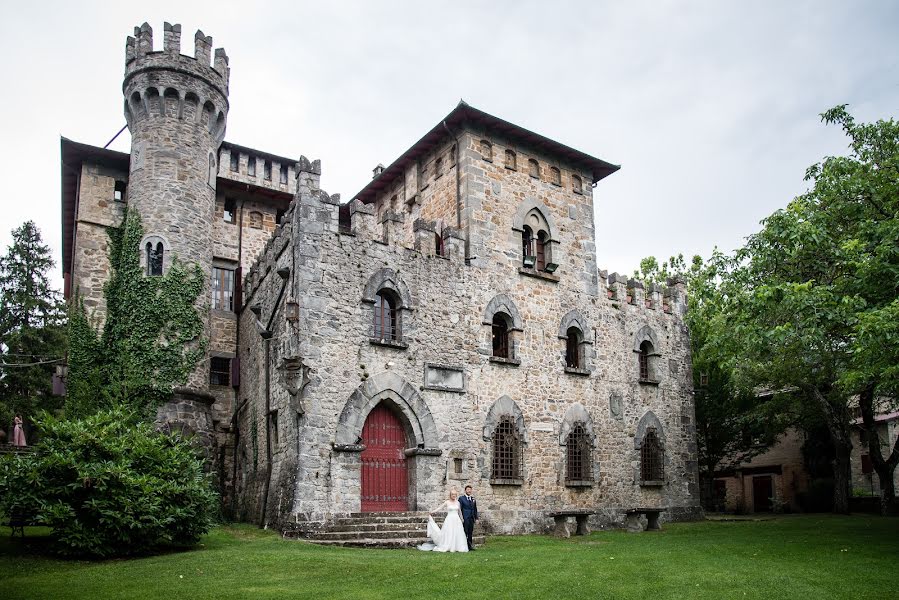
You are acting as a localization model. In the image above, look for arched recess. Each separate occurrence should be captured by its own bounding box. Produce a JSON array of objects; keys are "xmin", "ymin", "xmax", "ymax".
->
[
  {"xmin": 558, "ymin": 402, "xmax": 596, "ymax": 447},
  {"xmin": 632, "ymin": 324, "xmax": 659, "ymax": 352},
  {"xmin": 559, "ymin": 309, "xmax": 593, "ymax": 371},
  {"xmin": 633, "ymin": 324, "xmax": 662, "ymax": 382},
  {"xmin": 634, "ymin": 410, "xmax": 665, "ymax": 450},
  {"xmin": 139, "ymin": 234, "xmax": 169, "ymax": 276},
  {"xmin": 482, "ymin": 395, "xmax": 528, "ymax": 444},
  {"xmin": 511, "ymin": 197, "xmax": 557, "ymax": 238},
  {"xmin": 558, "ymin": 309, "xmax": 590, "ymax": 339},
  {"xmin": 362, "ymin": 268, "xmax": 413, "ymax": 309},
  {"xmin": 482, "ymin": 293, "xmax": 523, "ymax": 331},
  {"xmin": 334, "ymin": 371, "xmax": 439, "ymax": 450}
]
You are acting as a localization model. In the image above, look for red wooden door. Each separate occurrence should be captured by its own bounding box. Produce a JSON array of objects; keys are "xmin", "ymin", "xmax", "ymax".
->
[{"xmin": 360, "ymin": 404, "xmax": 409, "ymax": 512}]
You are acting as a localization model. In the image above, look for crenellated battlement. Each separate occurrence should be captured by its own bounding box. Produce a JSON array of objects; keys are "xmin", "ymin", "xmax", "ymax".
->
[
  {"xmin": 600, "ymin": 270, "xmax": 687, "ymax": 317},
  {"xmin": 125, "ymin": 22, "xmax": 229, "ymax": 92},
  {"xmin": 123, "ymin": 22, "xmax": 229, "ymax": 143}
]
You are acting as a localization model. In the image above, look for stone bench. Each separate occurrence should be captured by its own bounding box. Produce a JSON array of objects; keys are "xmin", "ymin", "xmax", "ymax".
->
[
  {"xmin": 546, "ymin": 509, "xmax": 595, "ymax": 537},
  {"xmin": 623, "ymin": 507, "xmax": 666, "ymax": 533}
]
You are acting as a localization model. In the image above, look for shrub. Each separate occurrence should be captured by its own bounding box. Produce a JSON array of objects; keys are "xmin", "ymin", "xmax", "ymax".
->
[{"xmin": 0, "ymin": 409, "xmax": 217, "ymax": 557}]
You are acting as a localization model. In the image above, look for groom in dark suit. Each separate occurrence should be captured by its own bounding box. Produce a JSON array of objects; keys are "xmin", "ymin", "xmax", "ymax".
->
[{"xmin": 459, "ymin": 484, "xmax": 478, "ymax": 550}]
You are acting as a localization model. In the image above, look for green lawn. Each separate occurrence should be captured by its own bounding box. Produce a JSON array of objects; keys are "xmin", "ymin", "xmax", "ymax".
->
[{"xmin": 1, "ymin": 515, "xmax": 897, "ymax": 600}]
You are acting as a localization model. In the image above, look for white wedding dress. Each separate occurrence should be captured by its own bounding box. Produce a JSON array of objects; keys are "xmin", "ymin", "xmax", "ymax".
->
[{"xmin": 417, "ymin": 500, "xmax": 469, "ymax": 552}]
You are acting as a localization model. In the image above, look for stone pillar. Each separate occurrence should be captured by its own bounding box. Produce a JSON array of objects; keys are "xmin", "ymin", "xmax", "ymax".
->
[
  {"xmin": 349, "ymin": 199, "xmax": 377, "ymax": 239},
  {"xmin": 413, "ymin": 219, "xmax": 439, "ymax": 255},
  {"xmin": 647, "ymin": 282, "xmax": 662, "ymax": 310},
  {"xmin": 608, "ymin": 272, "xmax": 627, "ymax": 301},
  {"xmin": 628, "ymin": 279, "xmax": 645, "ymax": 306}
]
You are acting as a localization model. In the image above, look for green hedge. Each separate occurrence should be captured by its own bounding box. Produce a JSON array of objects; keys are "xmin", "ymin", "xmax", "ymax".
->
[{"xmin": 0, "ymin": 409, "xmax": 217, "ymax": 557}]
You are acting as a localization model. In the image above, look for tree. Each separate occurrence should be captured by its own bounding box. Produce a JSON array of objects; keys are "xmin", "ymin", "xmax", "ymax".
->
[
  {"xmin": 717, "ymin": 106, "xmax": 898, "ymax": 514},
  {"xmin": 635, "ymin": 253, "xmax": 781, "ymax": 510},
  {"xmin": 66, "ymin": 209, "xmax": 206, "ymax": 419},
  {"xmin": 0, "ymin": 221, "xmax": 67, "ymax": 434}
]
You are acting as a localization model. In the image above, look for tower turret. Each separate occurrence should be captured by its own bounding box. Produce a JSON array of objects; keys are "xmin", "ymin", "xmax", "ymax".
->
[{"xmin": 123, "ymin": 21, "xmax": 230, "ymax": 394}]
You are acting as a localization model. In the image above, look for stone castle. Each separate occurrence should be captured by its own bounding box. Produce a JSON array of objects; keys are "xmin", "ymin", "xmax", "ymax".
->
[{"xmin": 61, "ymin": 22, "xmax": 701, "ymax": 537}]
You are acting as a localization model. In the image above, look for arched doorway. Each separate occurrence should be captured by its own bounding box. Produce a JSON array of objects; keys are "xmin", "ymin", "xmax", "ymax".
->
[{"xmin": 360, "ymin": 403, "xmax": 409, "ymax": 512}]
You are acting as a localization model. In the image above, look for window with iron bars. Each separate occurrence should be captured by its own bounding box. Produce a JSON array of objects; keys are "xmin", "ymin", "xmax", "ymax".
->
[
  {"xmin": 210, "ymin": 357, "xmax": 231, "ymax": 386},
  {"xmin": 492, "ymin": 417, "xmax": 521, "ymax": 480},
  {"xmin": 640, "ymin": 427, "xmax": 664, "ymax": 482},
  {"xmin": 566, "ymin": 423, "xmax": 591, "ymax": 482},
  {"xmin": 373, "ymin": 290, "xmax": 399, "ymax": 341},
  {"xmin": 639, "ymin": 341, "xmax": 652, "ymax": 380}
]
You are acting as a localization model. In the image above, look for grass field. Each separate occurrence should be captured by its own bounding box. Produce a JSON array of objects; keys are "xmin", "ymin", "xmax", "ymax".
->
[{"xmin": 1, "ymin": 515, "xmax": 897, "ymax": 600}]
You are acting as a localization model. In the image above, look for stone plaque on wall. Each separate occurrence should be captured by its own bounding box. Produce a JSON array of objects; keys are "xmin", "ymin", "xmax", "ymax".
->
[
  {"xmin": 610, "ymin": 392, "xmax": 623, "ymax": 419},
  {"xmin": 423, "ymin": 363, "xmax": 465, "ymax": 393}
]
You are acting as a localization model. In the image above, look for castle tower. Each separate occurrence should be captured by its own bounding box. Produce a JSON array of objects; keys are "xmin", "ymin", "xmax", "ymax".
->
[{"xmin": 123, "ymin": 22, "xmax": 229, "ymax": 395}]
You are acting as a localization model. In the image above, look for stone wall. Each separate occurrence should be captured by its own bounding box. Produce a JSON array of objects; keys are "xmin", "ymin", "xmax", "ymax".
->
[
  {"xmin": 71, "ymin": 163, "xmax": 128, "ymax": 325},
  {"xmin": 235, "ymin": 145, "xmax": 701, "ymax": 533}
]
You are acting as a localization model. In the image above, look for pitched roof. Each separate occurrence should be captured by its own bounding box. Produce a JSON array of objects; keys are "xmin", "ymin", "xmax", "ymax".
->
[{"xmin": 352, "ymin": 102, "xmax": 620, "ymax": 204}]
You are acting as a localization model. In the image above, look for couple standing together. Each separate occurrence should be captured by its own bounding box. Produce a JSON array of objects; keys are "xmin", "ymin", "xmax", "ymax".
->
[{"xmin": 418, "ymin": 485, "xmax": 478, "ymax": 553}]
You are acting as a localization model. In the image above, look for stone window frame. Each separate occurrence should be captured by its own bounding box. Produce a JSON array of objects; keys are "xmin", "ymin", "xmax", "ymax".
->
[
  {"xmin": 512, "ymin": 199, "xmax": 560, "ymax": 280},
  {"xmin": 113, "ymin": 180, "xmax": 127, "ymax": 202},
  {"xmin": 559, "ymin": 402, "xmax": 597, "ymax": 487},
  {"xmin": 633, "ymin": 325, "xmax": 662, "ymax": 384},
  {"xmin": 362, "ymin": 268, "xmax": 414, "ymax": 349},
  {"xmin": 140, "ymin": 234, "xmax": 169, "ymax": 277},
  {"xmin": 229, "ymin": 150, "xmax": 239, "ymax": 172},
  {"xmin": 480, "ymin": 139, "xmax": 493, "ymax": 162},
  {"xmin": 504, "ymin": 149, "xmax": 517, "ymax": 171},
  {"xmin": 549, "ymin": 166, "xmax": 562, "ymax": 186},
  {"xmin": 248, "ymin": 210, "xmax": 263, "ymax": 229},
  {"xmin": 263, "ymin": 159, "xmax": 272, "ymax": 181},
  {"xmin": 572, "ymin": 174, "xmax": 583, "ymax": 195},
  {"xmin": 528, "ymin": 158, "xmax": 540, "ymax": 179},
  {"xmin": 445, "ymin": 449, "xmax": 471, "ymax": 482},
  {"xmin": 635, "ymin": 411, "xmax": 667, "ymax": 486},
  {"xmin": 483, "ymin": 395, "xmax": 528, "ymax": 485},
  {"xmin": 209, "ymin": 355, "xmax": 231, "ymax": 386},
  {"xmin": 223, "ymin": 197, "xmax": 237, "ymax": 224},
  {"xmin": 279, "ymin": 164, "xmax": 289, "ymax": 185},
  {"xmin": 558, "ymin": 309, "xmax": 593, "ymax": 375},
  {"xmin": 247, "ymin": 156, "xmax": 257, "ymax": 178},
  {"xmin": 483, "ymin": 294, "xmax": 523, "ymax": 366}
]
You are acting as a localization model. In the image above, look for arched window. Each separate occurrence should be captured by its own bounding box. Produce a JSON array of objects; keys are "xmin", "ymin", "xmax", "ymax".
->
[
  {"xmin": 373, "ymin": 290, "xmax": 398, "ymax": 341},
  {"xmin": 492, "ymin": 416, "xmax": 521, "ymax": 480},
  {"xmin": 565, "ymin": 326, "xmax": 582, "ymax": 369},
  {"xmin": 492, "ymin": 313, "xmax": 510, "ymax": 359},
  {"xmin": 480, "ymin": 139, "xmax": 493, "ymax": 162},
  {"xmin": 528, "ymin": 158, "xmax": 540, "ymax": 179},
  {"xmin": 435, "ymin": 231, "xmax": 444, "ymax": 257},
  {"xmin": 566, "ymin": 423, "xmax": 591, "ymax": 482},
  {"xmin": 550, "ymin": 166, "xmax": 561, "ymax": 186},
  {"xmin": 639, "ymin": 340, "xmax": 652, "ymax": 381},
  {"xmin": 572, "ymin": 174, "xmax": 583, "ymax": 194},
  {"xmin": 522, "ymin": 225, "xmax": 534, "ymax": 267},
  {"xmin": 505, "ymin": 149, "xmax": 517, "ymax": 170},
  {"xmin": 640, "ymin": 427, "xmax": 664, "ymax": 482},
  {"xmin": 536, "ymin": 231, "xmax": 548, "ymax": 271},
  {"xmin": 146, "ymin": 241, "xmax": 163, "ymax": 276}
]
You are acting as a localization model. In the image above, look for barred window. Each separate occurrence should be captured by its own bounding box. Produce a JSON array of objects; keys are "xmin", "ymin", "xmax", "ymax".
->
[
  {"xmin": 210, "ymin": 357, "xmax": 231, "ymax": 386},
  {"xmin": 373, "ymin": 290, "xmax": 398, "ymax": 341},
  {"xmin": 492, "ymin": 313, "xmax": 510, "ymax": 359},
  {"xmin": 522, "ymin": 225, "xmax": 534, "ymax": 267},
  {"xmin": 566, "ymin": 423, "xmax": 591, "ymax": 482},
  {"xmin": 212, "ymin": 267, "xmax": 235, "ymax": 311},
  {"xmin": 492, "ymin": 417, "xmax": 521, "ymax": 480},
  {"xmin": 641, "ymin": 427, "xmax": 664, "ymax": 482},
  {"xmin": 639, "ymin": 341, "xmax": 652, "ymax": 380}
]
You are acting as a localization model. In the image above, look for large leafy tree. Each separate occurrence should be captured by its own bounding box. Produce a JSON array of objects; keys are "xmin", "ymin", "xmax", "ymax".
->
[
  {"xmin": 717, "ymin": 106, "xmax": 898, "ymax": 514},
  {"xmin": 635, "ymin": 253, "xmax": 781, "ymax": 509},
  {"xmin": 66, "ymin": 209, "xmax": 206, "ymax": 420},
  {"xmin": 0, "ymin": 221, "xmax": 67, "ymax": 433}
]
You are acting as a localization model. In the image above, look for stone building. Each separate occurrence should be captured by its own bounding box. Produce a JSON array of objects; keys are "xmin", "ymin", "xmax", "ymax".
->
[{"xmin": 61, "ymin": 21, "xmax": 701, "ymax": 538}]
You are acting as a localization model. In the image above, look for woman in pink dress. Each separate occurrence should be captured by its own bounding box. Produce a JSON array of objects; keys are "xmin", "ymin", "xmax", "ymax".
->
[{"xmin": 12, "ymin": 415, "xmax": 26, "ymax": 447}]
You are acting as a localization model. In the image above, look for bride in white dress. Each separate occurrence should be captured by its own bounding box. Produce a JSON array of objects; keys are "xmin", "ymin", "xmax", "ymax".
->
[{"xmin": 417, "ymin": 487, "xmax": 469, "ymax": 552}]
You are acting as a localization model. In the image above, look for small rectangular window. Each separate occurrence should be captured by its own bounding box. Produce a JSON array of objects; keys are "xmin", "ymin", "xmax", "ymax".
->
[
  {"xmin": 247, "ymin": 157, "xmax": 256, "ymax": 177},
  {"xmin": 223, "ymin": 199, "xmax": 236, "ymax": 224},
  {"xmin": 229, "ymin": 152, "xmax": 239, "ymax": 172},
  {"xmin": 264, "ymin": 160, "xmax": 272, "ymax": 180},
  {"xmin": 269, "ymin": 410, "xmax": 279, "ymax": 448},
  {"xmin": 453, "ymin": 458, "xmax": 463, "ymax": 474},
  {"xmin": 279, "ymin": 165, "xmax": 289, "ymax": 184},
  {"xmin": 210, "ymin": 357, "xmax": 231, "ymax": 386},
  {"xmin": 113, "ymin": 180, "xmax": 127, "ymax": 202},
  {"xmin": 212, "ymin": 266, "xmax": 235, "ymax": 311}
]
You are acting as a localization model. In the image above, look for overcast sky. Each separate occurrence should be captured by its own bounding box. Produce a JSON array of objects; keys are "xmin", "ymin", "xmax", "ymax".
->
[{"xmin": 1, "ymin": 1, "xmax": 897, "ymax": 288}]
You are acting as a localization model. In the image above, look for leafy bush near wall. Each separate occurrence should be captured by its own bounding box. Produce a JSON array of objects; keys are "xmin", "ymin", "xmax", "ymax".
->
[{"xmin": 0, "ymin": 409, "xmax": 217, "ymax": 557}]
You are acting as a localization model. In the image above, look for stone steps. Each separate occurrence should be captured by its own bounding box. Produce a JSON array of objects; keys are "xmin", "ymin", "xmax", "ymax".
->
[{"xmin": 285, "ymin": 511, "xmax": 485, "ymax": 549}]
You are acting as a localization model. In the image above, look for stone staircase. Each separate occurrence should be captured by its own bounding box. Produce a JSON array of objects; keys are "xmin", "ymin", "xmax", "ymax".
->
[{"xmin": 284, "ymin": 511, "xmax": 486, "ymax": 549}]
